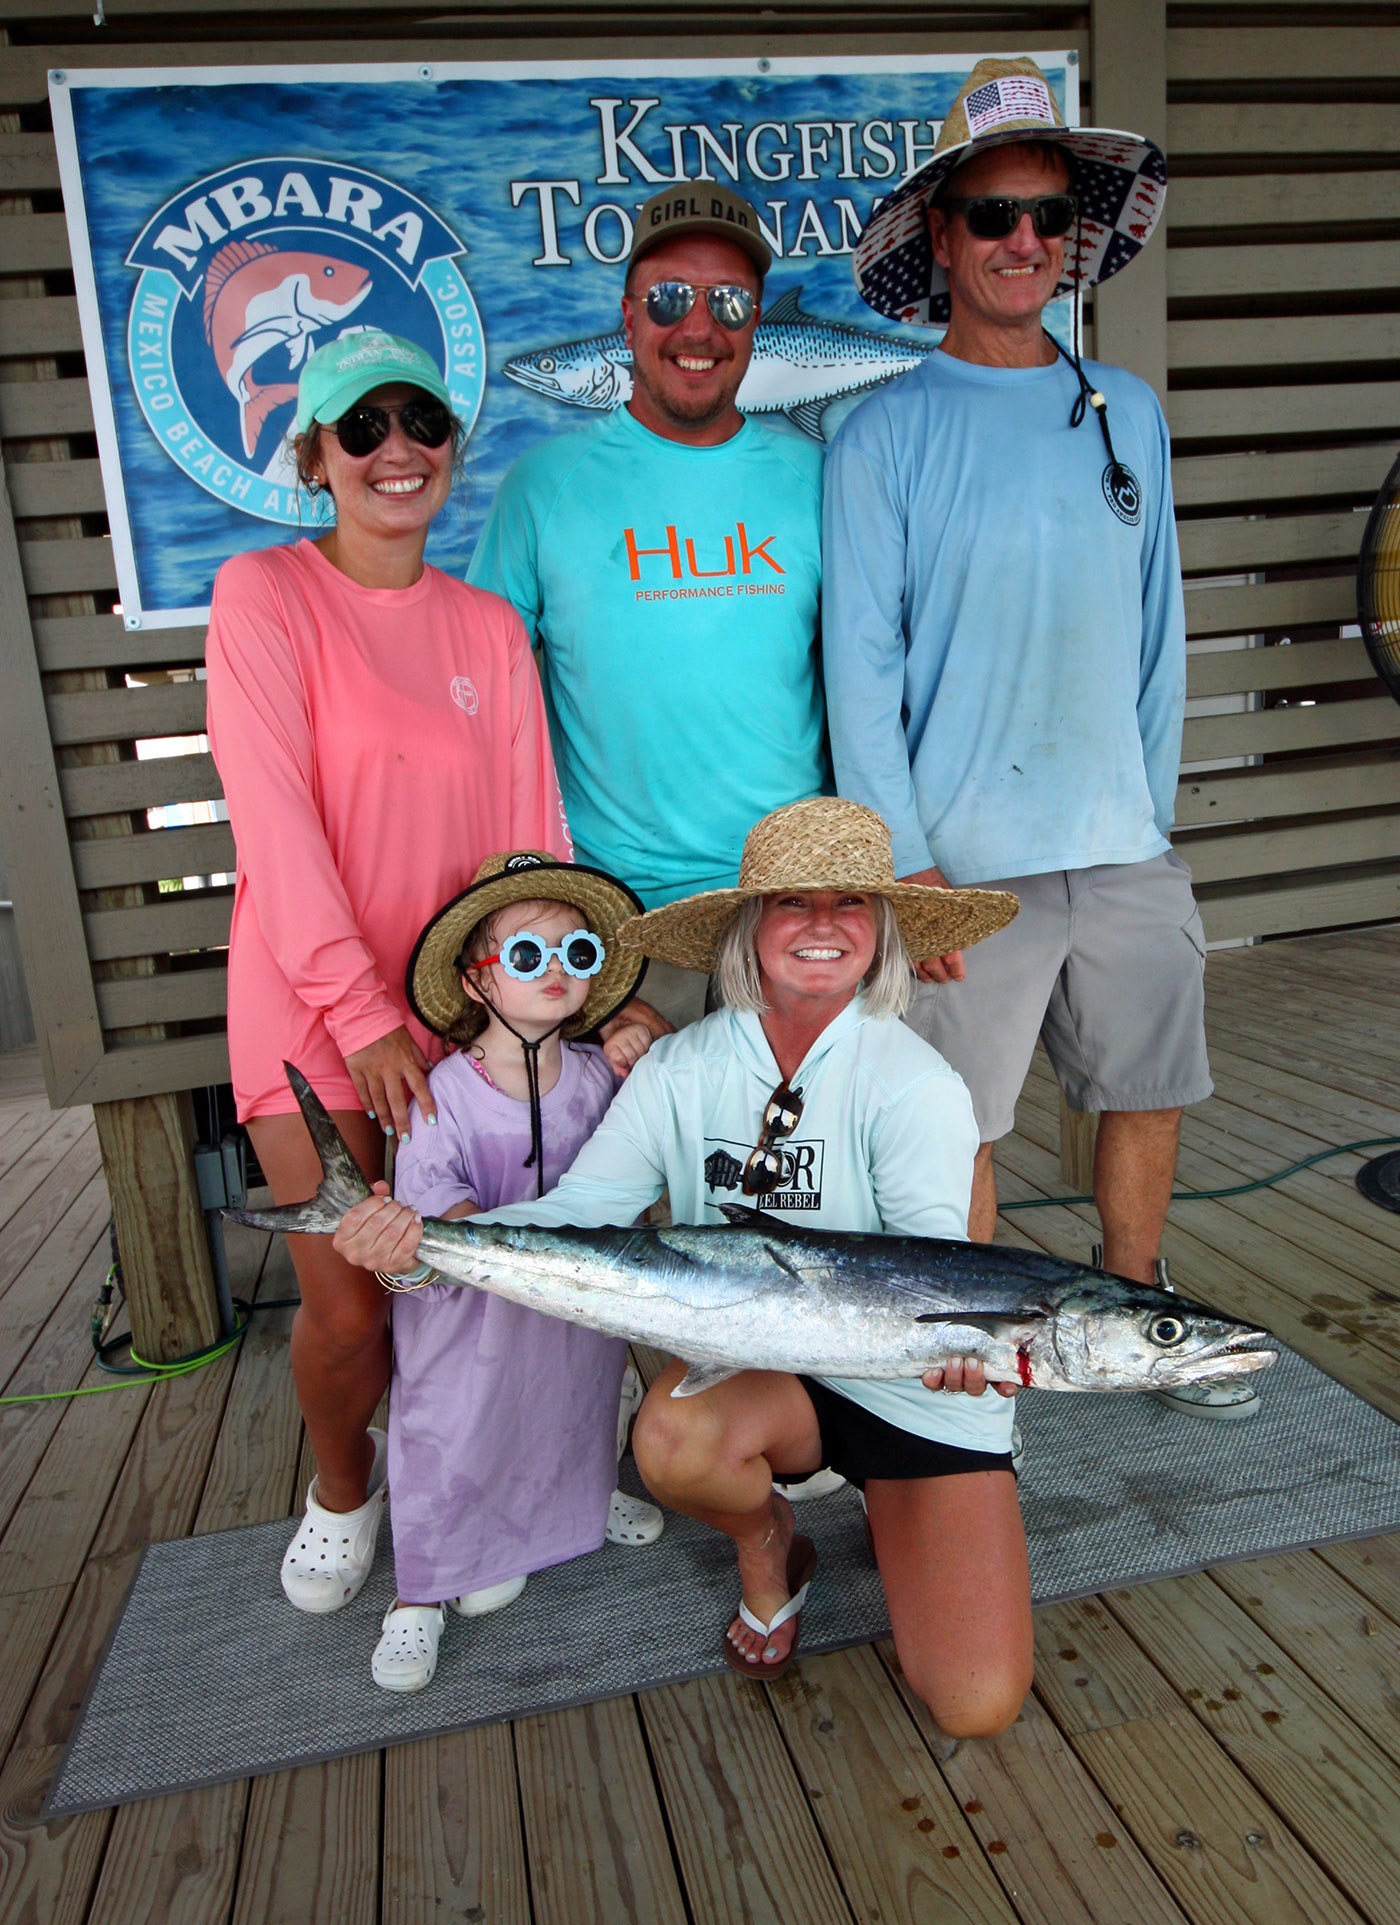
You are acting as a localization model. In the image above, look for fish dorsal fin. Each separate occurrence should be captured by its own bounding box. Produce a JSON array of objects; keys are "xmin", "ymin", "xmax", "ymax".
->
[
  {"xmin": 718, "ymin": 1203, "xmax": 765, "ymax": 1228},
  {"xmin": 202, "ymin": 239, "xmax": 278, "ymax": 340},
  {"xmin": 784, "ymin": 398, "xmax": 828, "ymax": 442},
  {"xmin": 671, "ymin": 1361, "xmax": 742, "ymax": 1399},
  {"xmin": 761, "ymin": 286, "xmax": 807, "ymax": 326}
]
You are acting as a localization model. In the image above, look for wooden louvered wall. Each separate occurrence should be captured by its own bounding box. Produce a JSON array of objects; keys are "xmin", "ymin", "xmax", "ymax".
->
[{"xmin": 0, "ymin": 0, "xmax": 1395, "ymax": 1119}]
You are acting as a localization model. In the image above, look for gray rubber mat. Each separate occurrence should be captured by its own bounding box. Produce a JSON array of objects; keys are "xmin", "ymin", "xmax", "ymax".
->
[{"xmin": 44, "ymin": 1346, "xmax": 1400, "ymax": 1818}]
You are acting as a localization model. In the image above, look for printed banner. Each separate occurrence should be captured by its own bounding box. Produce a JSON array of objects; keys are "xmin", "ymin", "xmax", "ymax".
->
[{"xmin": 50, "ymin": 53, "xmax": 1078, "ymax": 628}]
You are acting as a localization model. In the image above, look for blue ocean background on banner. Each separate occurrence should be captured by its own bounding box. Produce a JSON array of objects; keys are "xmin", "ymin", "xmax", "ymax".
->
[{"xmin": 70, "ymin": 64, "xmax": 1072, "ymax": 619}]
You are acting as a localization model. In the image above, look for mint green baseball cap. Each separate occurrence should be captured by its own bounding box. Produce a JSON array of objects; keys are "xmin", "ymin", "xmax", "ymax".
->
[{"xmin": 295, "ymin": 330, "xmax": 453, "ymax": 435}]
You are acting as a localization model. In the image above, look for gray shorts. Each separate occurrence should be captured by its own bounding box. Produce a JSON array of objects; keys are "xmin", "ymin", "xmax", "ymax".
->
[{"xmin": 906, "ymin": 853, "xmax": 1212, "ymax": 1141}]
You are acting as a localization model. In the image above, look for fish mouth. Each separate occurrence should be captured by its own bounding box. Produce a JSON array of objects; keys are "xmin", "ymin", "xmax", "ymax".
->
[{"xmin": 1158, "ymin": 1329, "xmax": 1278, "ymax": 1384}]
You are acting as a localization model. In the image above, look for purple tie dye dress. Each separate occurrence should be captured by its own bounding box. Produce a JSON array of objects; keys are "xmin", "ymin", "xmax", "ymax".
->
[{"xmin": 388, "ymin": 1042, "xmax": 627, "ymax": 1602}]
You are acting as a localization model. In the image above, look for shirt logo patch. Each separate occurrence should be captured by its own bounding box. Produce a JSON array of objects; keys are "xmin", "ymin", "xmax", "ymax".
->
[
  {"xmin": 703, "ymin": 1137, "xmax": 824, "ymax": 1212},
  {"xmin": 1102, "ymin": 460, "xmax": 1142, "ymax": 526},
  {"xmin": 450, "ymin": 675, "xmax": 479, "ymax": 714}
]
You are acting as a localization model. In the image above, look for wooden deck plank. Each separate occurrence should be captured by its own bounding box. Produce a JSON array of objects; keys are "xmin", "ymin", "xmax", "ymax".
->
[
  {"xmin": 1207, "ymin": 1553, "xmax": 1400, "ymax": 1770},
  {"xmin": 638, "ymin": 1673, "xmax": 851, "ymax": 1925},
  {"xmin": 229, "ymin": 1757, "xmax": 379, "ymax": 1925},
  {"xmin": 84, "ymin": 1782, "xmax": 250, "ymax": 1925},
  {"xmin": 0, "ymin": 1109, "xmax": 91, "ymax": 1239},
  {"xmin": 1107, "ymin": 1575, "xmax": 1400, "ymax": 1924},
  {"xmin": 0, "ymin": 1744, "xmax": 110, "ymax": 1925},
  {"xmin": 1033, "ymin": 1602, "xmax": 1367, "ymax": 1924},
  {"xmin": 883, "ymin": 1654, "xmax": 1190, "ymax": 1925},
  {"xmin": 768, "ymin": 1644, "xmax": 1018, "ymax": 1923},
  {"xmin": 514, "ymin": 1697, "xmax": 689, "ymax": 1925},
  {"xmin": 0, "ymin": 1131, "xmax": 101, "ymax": 1305},
  {"xmin": 382, "ymin": 1729, "xmax": 530, "ymax": 1925},
  {"xmin": 0, "ymin": 1171, "xmax": 108, "ymax": 1391},
  {"xmin": 1315, "ymin": 1533, "xmax": 1400, "ymax": 1625}
]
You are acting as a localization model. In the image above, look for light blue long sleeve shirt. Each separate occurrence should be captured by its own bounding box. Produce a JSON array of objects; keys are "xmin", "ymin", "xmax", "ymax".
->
[
  {"xmin": 469, "ymin": 408, "xmax": 829, "ymax": 908},
  {"xmin": 822, "ymin": 350, "xmax": 1186, "ymax": 885},
  {"xmin": 477, "ymin": 998, "xmax": 1013, "ymax": 1452}
]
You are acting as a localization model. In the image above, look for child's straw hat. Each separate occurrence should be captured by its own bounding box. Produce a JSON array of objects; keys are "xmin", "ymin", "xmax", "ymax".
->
[{"xmin": 407, "ymin": 852, "xmax": 646, "ymax": 1039}]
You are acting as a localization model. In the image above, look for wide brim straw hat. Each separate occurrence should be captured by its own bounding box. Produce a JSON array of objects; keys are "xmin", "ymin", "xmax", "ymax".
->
[
  {"xmin": 616, "ymin": 797, "xmax": 1018, "ymax": 972},
  {"xmin": 853, "ymin": 55, "xmax": 1167, "ymax": 328},
  {"xmin": 406, "ymin": 851, "xmax": 646, "ymax": 1039}
]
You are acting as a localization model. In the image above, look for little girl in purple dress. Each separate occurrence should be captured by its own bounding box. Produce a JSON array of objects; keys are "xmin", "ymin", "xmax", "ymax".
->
[{"xmin": 369, "ymin": 849, "xmax": 662, "ymax": 1693}]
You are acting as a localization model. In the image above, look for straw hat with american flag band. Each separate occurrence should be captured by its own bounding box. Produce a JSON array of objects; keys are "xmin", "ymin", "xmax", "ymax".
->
[{"xmin": 853, "ymin": 55, "xmax": 1167, "ymax": 329}]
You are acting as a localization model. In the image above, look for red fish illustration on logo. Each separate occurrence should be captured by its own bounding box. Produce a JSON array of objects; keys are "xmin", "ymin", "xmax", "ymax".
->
[{"xmin": 202, "ymin": 240, "xmax": 373, "ymax": 456}]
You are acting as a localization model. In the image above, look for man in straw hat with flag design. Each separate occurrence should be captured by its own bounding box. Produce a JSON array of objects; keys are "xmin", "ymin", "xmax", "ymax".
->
[{"xmin": 824, "ymin": 59, "xmax": 1255, "ymax": 1418}]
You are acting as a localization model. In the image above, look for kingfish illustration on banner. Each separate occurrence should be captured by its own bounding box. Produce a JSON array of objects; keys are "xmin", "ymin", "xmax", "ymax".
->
[
  {"xmin": 124, "ymin": 159, "xmax": 485, "ymax": 524},
  {"xmin": 505, "ymin": 287, "xmax": 935, "ymax": 441}
]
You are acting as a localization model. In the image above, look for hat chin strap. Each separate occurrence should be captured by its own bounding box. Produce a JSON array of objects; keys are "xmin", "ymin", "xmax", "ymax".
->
[
  {"xmin": 1047, "ymin": 211, "xmax": 1135, "ymax": 501},
  {"xmin": 472, "ymin": 989, "xmax": 568, "ymax": 1200}
]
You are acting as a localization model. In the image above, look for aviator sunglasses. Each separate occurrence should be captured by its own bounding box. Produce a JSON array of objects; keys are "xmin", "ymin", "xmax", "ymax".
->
[
  {"xmin": 328, "ymin": 397, "xmax": 455, "ymax": 459},
  {"xmin": 742, "ymin": 1080, "xmax": 805, "ymax": 1197},
  {"xmin": 470, "ymin": 929, "xmax": 606, "ymax": 983},
  {"xmin": 940, "ymin": 192, "xmax": 1077, "ymax": 242},
  {"xmin": 644, "ymin": 280, "xmax": 756, "ymax": 331}
]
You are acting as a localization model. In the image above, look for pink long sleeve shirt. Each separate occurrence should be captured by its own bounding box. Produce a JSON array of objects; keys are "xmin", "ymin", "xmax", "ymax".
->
[{"xmin": 205, "ymin": 538, "xmax": 571, "ymax": 1120}]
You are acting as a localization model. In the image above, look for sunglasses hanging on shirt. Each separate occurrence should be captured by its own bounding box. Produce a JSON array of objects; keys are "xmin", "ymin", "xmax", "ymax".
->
[{"xmin": 742, "ymin": 1081, "xmax": 805, "ymax": 1197}]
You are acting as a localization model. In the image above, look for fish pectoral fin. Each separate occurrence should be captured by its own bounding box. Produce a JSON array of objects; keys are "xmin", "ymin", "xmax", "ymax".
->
[
  {"xmin": 915, "ymin": 1313, "xmax": 1015, "ymax": 1334},
  {"xmin": 671, "ymin": 1362, "xmax": 743, "ymax": 1399}
]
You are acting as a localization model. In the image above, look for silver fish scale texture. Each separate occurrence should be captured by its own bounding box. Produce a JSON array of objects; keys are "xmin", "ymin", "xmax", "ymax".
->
[{"xmin": 45, "ymin": 1347, "xmax": 1400, "ymax": 1818}]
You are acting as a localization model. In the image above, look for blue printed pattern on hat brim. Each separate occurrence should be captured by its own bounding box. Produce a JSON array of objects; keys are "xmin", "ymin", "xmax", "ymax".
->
[{"xmin": 854, "ymin": 125, "xmax": 1167, "ymax": 327}]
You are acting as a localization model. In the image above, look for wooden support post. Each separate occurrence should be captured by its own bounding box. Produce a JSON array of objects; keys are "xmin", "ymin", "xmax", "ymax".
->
[
  {"xmin": 1091, "ymin": 0, "xmax": 1168, "ymax": 402},
  {"xmin": 1059, "ymin": 1091, "xmax": 1098, "ymax": 1195},
  {"xmin": 94, "ymin": 1089, "xmax": 221, "ymax": 1363}
]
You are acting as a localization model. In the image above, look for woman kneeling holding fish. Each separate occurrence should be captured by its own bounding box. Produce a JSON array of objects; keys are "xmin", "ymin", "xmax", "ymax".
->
[
  {"xmin": 336, "ymin": 798, "xmax": 1033, "ymax": 1732},
  {"xmin": 205, "ymin": 331, "xmax": 626, "ymax": 1619}
]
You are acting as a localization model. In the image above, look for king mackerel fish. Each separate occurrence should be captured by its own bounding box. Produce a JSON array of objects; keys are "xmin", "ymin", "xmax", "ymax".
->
[{"xmin": 231, "ymin": 1067, "xmax": 1278, "ymax": 1400}]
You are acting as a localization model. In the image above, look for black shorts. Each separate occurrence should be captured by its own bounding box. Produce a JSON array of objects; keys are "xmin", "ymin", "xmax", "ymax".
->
[{"xmin": 795, "ymin": 1376, "xmax": 1015, "ymax": 1490}]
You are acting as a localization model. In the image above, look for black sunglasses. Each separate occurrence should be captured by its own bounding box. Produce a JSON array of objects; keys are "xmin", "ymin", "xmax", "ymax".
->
[
  {"xmin": 644, "ymin": 281, "xmax": 756, "ymax": 332},
  {"xmin": 940, "ymin": 193, "xmax": 1077, "ymax": 241},
  {"xmin": 329, "ymin": 397, "xmax": 455, "ymax": 459},
  {"xmin": 741, "ymin": 1081, "xmax": 805, "ymax": 1197}
]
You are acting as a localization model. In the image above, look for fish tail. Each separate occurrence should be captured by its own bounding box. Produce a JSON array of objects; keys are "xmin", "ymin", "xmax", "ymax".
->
[{"xmin": 223, "ymin": 1062, "xmax": 372, "ymax": 1237}]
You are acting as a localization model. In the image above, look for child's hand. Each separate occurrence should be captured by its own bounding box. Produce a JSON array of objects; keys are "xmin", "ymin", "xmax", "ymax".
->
[
  {"xmin": 602, "ymin": 1020, "xmax": 653, "ymax": 1078},
  {"xmin": 333, "ymin": 1181, "xmax": 424, "ymax": 1275}
]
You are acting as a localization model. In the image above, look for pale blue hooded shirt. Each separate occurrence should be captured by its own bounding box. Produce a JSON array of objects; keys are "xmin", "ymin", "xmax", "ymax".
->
[
  {"xmin": 476, "ymin": 997, "xmax": 1014, "ymax": 1452},
  {"xmin": 821, "ymin": 350, "xmax": 1186, "ymax": 885}
]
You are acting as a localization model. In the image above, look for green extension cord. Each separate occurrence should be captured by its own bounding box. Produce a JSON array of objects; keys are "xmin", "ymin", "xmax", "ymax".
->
[
  {"xmin": 0, "ymin": 1287, "xmax": 301, "ymax": 1410},
  {"xmin": 3, "ymin": 1132, "xmax": 1397, "ymax": 1406},
  {"xmin": 1000, "ymin": 1134, "xmax": 1400, "ymax": 1210}
]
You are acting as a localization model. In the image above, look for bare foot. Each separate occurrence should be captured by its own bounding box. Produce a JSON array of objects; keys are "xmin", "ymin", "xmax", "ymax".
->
[{"xmin": 725, "ymin": 1493, "xmax": 799, "ymax": 1669}]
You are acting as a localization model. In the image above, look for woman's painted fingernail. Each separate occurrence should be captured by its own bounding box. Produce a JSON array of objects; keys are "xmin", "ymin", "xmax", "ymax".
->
[
  {"xmin": 426, "ymin": 1114, "xmax": 438, "ymax": 1127},
  {"xmin": 401, "ymin": 1131, "xmax": 410, "ymax": 1144},
  {"xmin": 366, "ymin": 1110, "xmax": 376, "ymax": 1121},
  {"xmin": 384, "ymin": 1125, "xmax": 396, "ymax": 1138}
]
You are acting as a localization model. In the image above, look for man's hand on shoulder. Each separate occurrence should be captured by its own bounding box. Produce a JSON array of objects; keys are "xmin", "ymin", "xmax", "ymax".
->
[{"xmin": 900, "ymin": 865, "xmax": 966, "ymax": 984}]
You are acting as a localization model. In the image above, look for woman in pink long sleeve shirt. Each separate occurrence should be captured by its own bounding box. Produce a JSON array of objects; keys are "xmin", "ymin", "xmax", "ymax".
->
[{"xmin": 205, "ymin": 332, "xmax": 573, "ymax": 1615}]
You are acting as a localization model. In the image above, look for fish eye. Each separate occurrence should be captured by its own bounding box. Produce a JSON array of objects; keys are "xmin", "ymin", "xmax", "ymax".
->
[
  {"xmin": 537, "ymin": 356, "xmax": 556, "ymax": 373},
  {"xmin": 1148, "ymin": 1314, "xmax": 1186, "ymax": 1347},
  {"xmin": 323, "ymin": 265, "xmax": 335, "ymax": 277}
]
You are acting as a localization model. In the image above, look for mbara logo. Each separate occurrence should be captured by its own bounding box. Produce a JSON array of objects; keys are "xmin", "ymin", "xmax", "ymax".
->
[{"xmin": 124, "ymin": 159, "xmax": 485, "ymax": 525}]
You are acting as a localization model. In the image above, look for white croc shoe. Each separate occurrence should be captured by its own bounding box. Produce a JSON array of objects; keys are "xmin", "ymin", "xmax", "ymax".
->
[
  {"xmin": 372, "ymin": 1603, "xmax": 445, "ymax": 1693},
  {"xmin": 450, "ymin": 1574, "xmax": 527, "ymax": 1617},
  {"xmin": 606, "ymin": 1488, "xmax": 664, "ymax": 1545},
  {"xmin": 617, "ymin": 1363, "xmax": 644, "ymax": 1458},
  {"xmin": 281, "ymin": 1428, "xmax": 388, "ymax": 1614}
]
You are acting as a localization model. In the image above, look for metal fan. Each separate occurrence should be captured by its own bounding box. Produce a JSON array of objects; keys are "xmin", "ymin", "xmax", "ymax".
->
[{"xmin": 1355, "ymin": 447, "xmax": 1400, "ymax": 1210}]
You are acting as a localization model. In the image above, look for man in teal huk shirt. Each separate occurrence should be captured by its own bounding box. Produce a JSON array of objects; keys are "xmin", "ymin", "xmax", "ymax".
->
[
  {"xmin": 825, "ymin": 57, "xmax": 1256, "ymax": 1420},
  {"xmin": 471, "ymin": 185, "xmax": 827, "ymax": 1031}
]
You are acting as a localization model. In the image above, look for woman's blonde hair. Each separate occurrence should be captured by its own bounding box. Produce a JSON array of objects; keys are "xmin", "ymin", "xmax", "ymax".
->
[{"xmin": 714, "ymin": 895, "xmax": 913, "ymax": 1020}]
